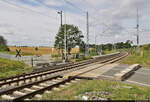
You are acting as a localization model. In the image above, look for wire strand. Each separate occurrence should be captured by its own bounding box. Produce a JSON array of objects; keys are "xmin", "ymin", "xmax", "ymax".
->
[
  {"xmin": 63, "ymin": 0, "xmax": 86, "ymax": 13},
  {"xmin": 1, "ymin": 0, "xmax": 58, "ymax": 20}
]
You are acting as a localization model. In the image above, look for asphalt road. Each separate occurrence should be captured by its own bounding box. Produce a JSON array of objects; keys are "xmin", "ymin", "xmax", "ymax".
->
[
  {"xmin": 102, "ymin": 64, "xmax": 129, "ymax": 77},
  {"xmin": 102, "ymin": 64, "xmax": 150, "ymax": 87},
  {"xmin": 0, "ymin": 52, "xmax": 13, "ymax": 59},
  {"xmin": 0, "ymin": 52, "xmax": 51, "ymax": 66},
  {"xmin": 126, "ymin": 68, "xmax": 150, "ymax": 87}
]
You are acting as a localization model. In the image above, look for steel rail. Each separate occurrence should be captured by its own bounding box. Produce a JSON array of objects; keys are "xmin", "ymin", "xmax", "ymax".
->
[
  {"xmin": 0, "ymin": 52, "xmax": 120, "ymax": 82},
  {"xmin": 0, "ymin": 53, "xmax": 123, "ymax": 87},
  {"xmin": 13, "ymin": 53, "xmax": 127, "ymax": 100}
]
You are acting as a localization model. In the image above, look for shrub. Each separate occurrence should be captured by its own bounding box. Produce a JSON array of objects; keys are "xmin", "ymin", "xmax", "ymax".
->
[{"xmin": 0, "ymin": 46, "xmax": 10, "ymax": 51}]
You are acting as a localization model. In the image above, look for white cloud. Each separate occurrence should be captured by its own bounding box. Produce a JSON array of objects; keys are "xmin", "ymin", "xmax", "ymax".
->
[
  {"xmin": 0, "ymin": 0, "xmax": 150, "ymax": 46},
  {"xmin": 0, "ymin": 0, "xmax": 60, "ymax": 46},
  {"xmin": 43, "ymin": 0, "xmax": 64, "ymax": 6}
]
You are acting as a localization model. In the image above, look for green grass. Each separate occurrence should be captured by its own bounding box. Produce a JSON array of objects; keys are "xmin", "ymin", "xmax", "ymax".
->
[
  {"xmin": 0, "ymin": 57, "xmax": 33, "ymax": 78},
  {"xmin": 122, "ymin": 50, "xmax": 150, "ymax": 68},
  {"xmin": 40, "ymin": 79, "xmax": 150, "ymax": 100},
  {"xmin": 75, "ymin": 56, "xmax": 92, "ymax": 62},
  {"xmin": 103, "ymin": 50, "xmax": 118, "ymax": 54},
  {"xmin": 50, "ymin": 57, "xmax": 63, "ymax": 62}
]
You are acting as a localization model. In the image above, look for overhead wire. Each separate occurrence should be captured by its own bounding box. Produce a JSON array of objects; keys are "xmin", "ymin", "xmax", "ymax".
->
[
  {"xmin": 62, "ymin": 0, "xmax": 110, "ymax": 29},
  {"xmin": 82, "ymin": 0, "xmax": 150, "ymax": 45},
  {"xmin": 31, "ymin": 0, "xmax": 57, "ymax": 10},
  {"xmin": 62, "ymin": 0, "xmax": 116, "ymax": 45},
  {"xmin": 63, "ymin": 0, "xmax": 86, "ymax": 13},
  {"xmin": 68, "ymin": 0, "xmax": 149, "ymax": 44},
  {"xmin": 1, "ymin": 0, "xmax": 58, "ymax": 20},
  {"xmin": 1, "ymin": 0, "xmax": 61, "ymax": 46},
  {"xmin": 31, "ymin": 0, "xmax": 86, "ymax": 30}
]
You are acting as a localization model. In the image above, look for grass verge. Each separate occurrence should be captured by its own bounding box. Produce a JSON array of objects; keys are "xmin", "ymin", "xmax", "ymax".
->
[
  {"xmin": 0, "ymin": 57, "xmax": 33, "ymax": 78},
  {"xmin": 122, "ymin": 50, "xmax": 150, "ymax": 68},
  {"xmin": 40, "ymin": 79, "xmax": 150, "ymax": 100},
  {"xmin": 103, "ymin": 50, "xmax": 118, "ymax": 54}
]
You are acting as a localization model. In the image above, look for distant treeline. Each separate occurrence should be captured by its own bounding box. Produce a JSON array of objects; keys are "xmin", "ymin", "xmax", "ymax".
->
[
  {"xmin": 89, "ymin": 40, "xmax": 134, "ymax": 51},
  {"xmin": 9, "ymin": 46, "xmax": 51, "ymax": 48},
  {"xmin": 3, "ymin": 38, "xmax": 142, "ymax": 52},
  {"xmin": 10, "ymin": 40, "xmax": 134, "ymax": 51}
]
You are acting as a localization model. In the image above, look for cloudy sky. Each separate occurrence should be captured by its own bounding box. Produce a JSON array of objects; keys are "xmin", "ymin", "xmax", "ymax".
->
[{"xmin": 0, "ymin": 0, "xmax": 150, "ymax": 46}]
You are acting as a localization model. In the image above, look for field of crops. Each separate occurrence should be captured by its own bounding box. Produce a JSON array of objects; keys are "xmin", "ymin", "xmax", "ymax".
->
[{"xmin": 8, "ymin": 46, "xmax": 79, "ymax": 55}]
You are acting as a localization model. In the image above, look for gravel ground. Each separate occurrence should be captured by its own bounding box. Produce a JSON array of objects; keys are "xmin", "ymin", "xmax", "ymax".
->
[{"xmin": 74, "ymin": 91, "xmax": 112, "ymax": 100}]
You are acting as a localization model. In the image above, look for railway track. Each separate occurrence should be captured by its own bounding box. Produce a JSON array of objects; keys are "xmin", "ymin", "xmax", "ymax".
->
[
  {"xmin": 0, "ymin": 57, "xmax": 104, "ymax": 82},
  {"xmin": 0, "ymin": 52, "xmax": 123, "ymax": 89},
  {"xmin": 0, "ymin": 52, "xmax": 128, "ymax": 100},
  {"xmin": 0, "ymin": 52, "xmax": 121, "ymax": 83},
  {"xmin": 0, "ymin": 75, "xmax": 74, "ymax": 100}
]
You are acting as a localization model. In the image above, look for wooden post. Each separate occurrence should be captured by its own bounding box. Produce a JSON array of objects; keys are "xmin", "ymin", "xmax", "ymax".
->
[{"xmin": 31, "ymin": 57, "xmax": 33, "ymax": 67}]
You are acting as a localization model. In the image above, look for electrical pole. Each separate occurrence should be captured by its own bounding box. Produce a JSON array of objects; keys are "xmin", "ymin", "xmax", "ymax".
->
[
  {"xmin": 136, "ymin": 8, "xmax": 139, "ymax": 53},
  {"xmin": 64, "ymin": 12, "xmax": 67, "ymax": 62},
  {"xmin": 57, "ymin": 11, "xmax": 63, "ymax": 28},
  {"xmin": 86, "ymin": 11, "xmax": 89, "ymax": 56},
  {"xmin": 57, "ymin": 11, "xmax": 64, "ymax": 60},
  {"xmin": 60, "ymin": 11, "xmax": 62, "ymax": 27},
  {"xmin": 94, "ymin": 29, "xmax": 97, "ymax": 55}
]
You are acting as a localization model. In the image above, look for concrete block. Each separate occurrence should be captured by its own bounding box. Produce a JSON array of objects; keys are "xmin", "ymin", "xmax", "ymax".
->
[
  {"xmin": 0, "ymin": 81, "xmax": 4, "ymax": 83},
  {"xmin": 25, "ymin": 79, "xmax": 31, "ymax": 83},
  {"xmin": 39, "ymin": 83, "xmax": 49, "ymax": 87},
  {"xmin": 31, "ymin": 78, "xmax": 36, "ymax": 82},
  {"xmin": 1, "ymin": 95, "xmax": 14, "ymax": 100},
  {"xmin": 34, "ymin": 94, "xmax": 42, "ymax": 99},
  {"xmin": 114, "ymin": 64, "xmax": 141, "ymax": 81},
  {"xmin": 24, "ymin": 88, "xmax": 35, "ymax": 92},
  {"xmin": 19, "ymin": 81, "xmax": 24, "ymax": 85},
  {"xmin": 37, "ymin": 77, "xmax": 42, "ymax": 81},
  {"xmin": 13, "ymin": 91, "xmax": 26, "ymax": 96},
  {"xmin": 1, "ymin": 84, "xmax": 9, "ymax": 88},
  {"xmin": 11, "ymin": 82, "xmax": 17, "ymax": 86},
  {"xmin": 13, "ymin": 78, "xmax": 18, "ymax": 80},
  {"xmin": 19, "ymin": 77, "xmax": 24, "ymax": 79},
  {"xmin": 6, "ymin": 79, "xmax": 12, "ymax": 82},
  {"xmin": 32, "ymin": 85, "xmax": 43, "ymax": 89},
  {"xmin": 42, "ymin": 76, "xmax": 46, "ymax": 79},
  {"xmin": 46, "ymin": 81, "xmax": 56, "ymax": 85}
]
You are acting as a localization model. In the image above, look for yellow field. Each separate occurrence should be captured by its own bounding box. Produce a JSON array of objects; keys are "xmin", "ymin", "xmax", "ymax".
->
[{"xmin": 8, "ymin": 46, "xmax": 79, "ymax": 55}]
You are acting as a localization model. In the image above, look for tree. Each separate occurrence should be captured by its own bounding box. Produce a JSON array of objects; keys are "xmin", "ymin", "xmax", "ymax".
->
[
  {"xmin": 79, "ymin": 41, "xmax": 86, "ymax": 53},
  {"xmin": 115, "ymin": 42, "xmax": 124, "ymax": 49},
  {"xmin": 106, "ymin": 43, "xmax": 113, "ymax": 51},
  {"xmin": 0, "ymin": 36, "xmax": 7, "ymax": 46},
  {"xmin": 0, "ymin": 36, "xmax": 9, "ymax": 51},
  {"xmin": 124, "ymin": 40, "xmax": 133, "ymax": 48},
  {"xmin": 54, "ymin": 24, "xmax": 84, "ymax": 54}
]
